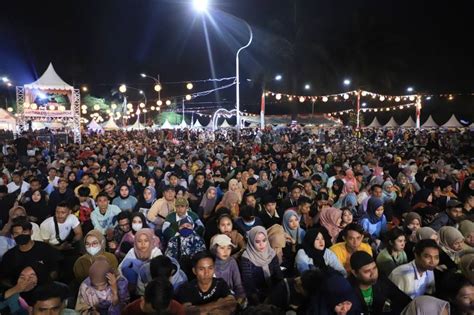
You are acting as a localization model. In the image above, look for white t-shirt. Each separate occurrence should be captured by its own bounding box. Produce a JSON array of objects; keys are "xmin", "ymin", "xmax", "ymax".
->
[
  {"xmin": 40, "ymin": 214, "xmax": 80, "ymax": 245},
  {"xmin": 7, "ymin": 181, "xmax": 30, "ymax": 194}
]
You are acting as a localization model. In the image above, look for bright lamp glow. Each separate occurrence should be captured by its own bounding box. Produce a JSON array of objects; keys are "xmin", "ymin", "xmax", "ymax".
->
[
  {"xmin": 193, "ymin": 0, "xmax": 208, "ymax": 12},
  {"xmin": 185, "ymin": 94, "xmax": 192, "ymax": 101},
  {"xmin": 304, "ymin": 84, "xmax": 310, "ymax": 90},
  {"xmin": 186, "ymin": 83, "xmax": 193, "ymax": 90},
  {"xmin": 407, "ymin": 87, "xmax": 414, "ymax": 92},
  {"xmin": 165, "ymin": 100, "xmax": 171, "ymax": 106},
  {"xmin": 343, "ymin": 79, "xmax": 351, "ymax": 86},
  {"xmin": 1, "ymin": 77, "xmax": 9, "ymax": 83},
  {"xmin": 119, "ymin": 84, "xmax": 127, "ymax": 93},
  {"xmin": 140, "ymin": 73, "xmax": 146, "ymax": 78},
  {"xmin": 154, "ymin": 84, "xmax": 162, "ymax": 92},
  {"xmin": 275, "ymin": 74, "xmax": 282, "ymax": 81}
]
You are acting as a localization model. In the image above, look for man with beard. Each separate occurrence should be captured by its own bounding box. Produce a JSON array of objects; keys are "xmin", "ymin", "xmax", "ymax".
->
[
  {"xmin": 349, "ymin": 251, "xmax": 411, "ymax": 315},
  {"xmin": 389, "ymin": 239, "xmax": 440, "ymax": 299}
]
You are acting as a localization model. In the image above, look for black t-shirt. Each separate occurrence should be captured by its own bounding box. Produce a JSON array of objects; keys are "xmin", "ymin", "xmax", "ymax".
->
[
  {"xmin": 14, "ymin": 137, "xmax": 29, "ymax": 156},
  {"xmin": 175, "ymin": 278, "xmax": 231, "ymax": 306},
  {"xmin": 0, "ymin": 241, "xmax": 61, "ymax": 282}
]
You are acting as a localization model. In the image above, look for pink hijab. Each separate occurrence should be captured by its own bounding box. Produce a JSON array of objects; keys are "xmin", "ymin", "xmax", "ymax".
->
[
  {"xmin": 133, "ymin": 228, "xmax": 160, "ymax": 261},
  {"xmin": 319, "ymin": 207, "xmax": 343, "ymax": 243}
]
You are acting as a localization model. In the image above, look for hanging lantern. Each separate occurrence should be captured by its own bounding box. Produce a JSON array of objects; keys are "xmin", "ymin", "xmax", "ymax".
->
[
  {"xmin": 409, "ymin": 96, "xmax": 415, "ymax": 101},
  {"xmin": 139, "ymin": 103, "xmax": 145, "ymax": 108},
  {"xmin": 343, "ymin": 94, "xmax": 349, "ymax": 100},
  {"xmin": 157, "ymin": 100, "xmax": 163, "ymax": 106},
  {"xmin": 299, "ymin": 96, "xmax": 305, "ymax": 103},
  {"xmin": 49, "ymin": 105, "xmax": 56, "ymax": 110},
  {"xmin": 111, "ymin": 103, "xmax": 117, "ymax": 110},
  {"xmin": 151, "ymin": 106, "xmax": 155, "ymax": 110},
  {"xmin": 165, "ymin": 100, "xmax": 171, "ymax": 106},
  {"xmin": 186, "ymin": 83, "xmax": 193, "ymax": 90},
  {"xmin": 275, "ymin": 94, "xmax": 282, "ymax": 100},
  {"xmin": 395, "ymin": 97, "xmax": 400, "ymax": 102},
  {"xmin": 82, "ymin": 109, "xmax": 87, "ymax": 114},
  {"xmin": 386, "ymin": 107, "xmax": 390, "ymax": 111},
  {"xmin": 30, "ymin": 103, "xmax": 38, "ymax": 110},
  {"xmin": 288, "ymin": 96, "xmax": 293, "ymax": 101},
  {"xmin": 374, "ymin": 108, "xmax": 378, "ymax": 112},
  {"xmin": 127, "ymin": 103, "xmax": 133, "ymax": 109},
  {"xmin": 119, "ymin": 84, "xmax": 127, "ymax": 93},
  {"xmin": 322, "ymin": 96, "xmax": 328, "ymax": 102},
  {"xmin": 154, "ymin": 84, "xmax": 162, "ymax": 92},
  {"xmin": 379, "ymin": 96, "xmax": 385, "ymax": 101},
  {"xmin": 361, "ymin": 91, "xmax": 367, "ymax": 96},
  {"xmin": 333, "ymin": 96, "xmax": 338, "ymax": 101},
  {"xmin": 185, "ymin": 94, "xmax": 192, "ymax": 101}
]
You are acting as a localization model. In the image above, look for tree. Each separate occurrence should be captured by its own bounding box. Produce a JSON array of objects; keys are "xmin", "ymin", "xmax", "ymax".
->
[{"xmin": 82, "ymin": 95, "xmax": 110, "ymax": 112}]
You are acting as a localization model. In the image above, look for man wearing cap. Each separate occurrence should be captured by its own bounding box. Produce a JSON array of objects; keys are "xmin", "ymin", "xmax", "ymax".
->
[
  {"xmin": 349, "ymin": 251, "xmax": 411, "ymax": 315},
  {"xmin": 162, "ymin": 197, "xmax": 204, "ymax": 241},
  {"xmin": 258, "ymin": 195, "xmax": 282, "ymax": 229},
  {"xmin": 429, "ymin": 199, "xmax": 464, "ymax": 231}
]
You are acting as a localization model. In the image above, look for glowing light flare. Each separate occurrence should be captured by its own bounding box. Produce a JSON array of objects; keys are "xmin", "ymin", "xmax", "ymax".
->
[
  {"xmin": 186, "ymin": 83, "xmax": 193, "ymax": 90},
  {"xmin": 119, "ymin": 84, "xmax": 127, "ymax": 93}
]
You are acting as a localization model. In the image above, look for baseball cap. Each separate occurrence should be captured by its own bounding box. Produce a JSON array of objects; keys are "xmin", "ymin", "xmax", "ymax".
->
[
  {"xmin": 447, "ymin": 199, "xmax": 462, "ymax": 208},
  {"xmin": 247, "ymin": 177, "xmax": 257, "ymax": 185}
]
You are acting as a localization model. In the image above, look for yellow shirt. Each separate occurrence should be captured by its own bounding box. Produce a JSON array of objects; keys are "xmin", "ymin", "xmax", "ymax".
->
[
  {"xmin": 75, "ymin": 184, "xmax": 100, "ymax": 199},
  {"xmin": 329, "ymin": 242, "xmax": 373, "ymax": 273}
]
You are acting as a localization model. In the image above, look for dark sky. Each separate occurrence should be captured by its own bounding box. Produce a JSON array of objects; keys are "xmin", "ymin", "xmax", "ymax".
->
[{"xmin": 1, "ymin": 0, "xmax": 473, "ymax": 123}]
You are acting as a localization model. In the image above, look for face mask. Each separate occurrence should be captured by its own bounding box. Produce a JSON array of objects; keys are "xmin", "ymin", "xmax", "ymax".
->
[
  {"xmin": 179, "ymin": 228, "xmax": 193, "ymax": 237},
  {"xmin": 14, "ymin": 234, "xmax": 31, "ymax": 246},
  {"xmin": 148, "ymin": 166, "xmax": 154, "ymax": 171},
  {"xmin": 244, "ymin": 219, "xmax": 256, "ymax": 226},
  {"xmin": 86, "ymin": 246, "xmax": 101, "ymax": 256},
  {"xmin": 132, "ymin": 223, "xmax": 143, "ymax": 232}
]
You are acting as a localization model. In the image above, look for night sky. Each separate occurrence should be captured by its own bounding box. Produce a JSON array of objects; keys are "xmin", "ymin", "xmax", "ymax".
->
[{"xmin": 1, "ymin": 0, "xmax": 473, "ymax": 123}]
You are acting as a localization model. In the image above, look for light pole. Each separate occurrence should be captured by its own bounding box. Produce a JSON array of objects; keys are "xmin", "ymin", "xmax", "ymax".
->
[{"xmin": 118, "ymin": 85, "xmax": 148, "ymax": 125}]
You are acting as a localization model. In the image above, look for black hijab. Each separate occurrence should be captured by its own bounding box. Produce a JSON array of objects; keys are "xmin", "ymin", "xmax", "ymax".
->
[{"xmin": 302, "ymin": 226, "xmax": 332, "ymax": 270}]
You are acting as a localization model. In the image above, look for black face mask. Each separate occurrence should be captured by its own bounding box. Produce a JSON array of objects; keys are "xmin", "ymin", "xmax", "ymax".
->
[{"xmin": 14, "ymin": 234, "xmax": 31, "ymax": 246}]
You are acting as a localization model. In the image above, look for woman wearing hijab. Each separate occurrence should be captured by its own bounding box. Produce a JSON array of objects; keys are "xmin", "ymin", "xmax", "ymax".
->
[
  {"xmin": 382, "ymin": 181, "xmax": 397, "ymax": 203},
  {"xmin": 344, "ymin": 169, "xmax": 359, "ymax": 194},
  {"xmin": 295, "ymin": 227, "xmax": 346, "ymax": 276},
  {"xmin": 360, "ymin": 198, "xmax": 387, "ymax": 240},
  {"xmin": 76, "ymin": 257, "xmax": 129, "ymax": 315},
  {"xmin": 400, "ymin": 295, "xmax": 450, "ymax": 315},
  {"xmin": 67, "ymin": 171, "xmax": 80, "ymax": 190},
  {"xmin": 439, "ymin": 226, "xmax": 465, "ymax": 265},
  {"xmin": 257, "ymin": 171, "xmax": 272, "ymax": 191},
  {"xmin": 228, "ymin": 178, "xmax": 243, "ymax": 202},
  {"xmin": 459, "ymin": 220, "xmax": 474, "ymax": 250},
  {"xmin": 411, "ymin": 189, "xmax": 439, "ymax": 225},
  {"xmin": 282, "ymin": 210, "xmax": 306, "ymax": 246},
  {"xmin": 74, "ymin": 230, "xmax": 119, "ymax": 283},
  {"xmin": 319, "ymin": 207, "xmax": 345, "ymax": 244},
  {"xmin": 340, "ymin": 183, "xmax": 358, "ymax": 214},
  {"xmin": 115, "ymin": 212, "xmax": 149, "ymax": 259},
  {"xmin": 240, "ymin": 226, "xmax": 283, "ymax": 305},
  {"xmin": 112, "ymin": 184, "xmax": 138, "ymax": 212},
  {"xmin": 119, "ymin": 228, "xmax": 162, "ymax": 289},
  {"xmin": 22, "ymin": 189, "xmax": 49, "ymax": 224},
  {"xmin": 216, "ymin": 191, "xmax": 240, "ymax": 218},
  {"xmin": 198, "ymin": 186, "xmax": 218, "ymax": 220},
  {"xmin": 133, "ymin": 186, "xmax": 156, "ymax": 214},
  {"xmin": 460, "ymin": 253, "xmax": 474, "ymax": 284},
  {"xmin": 330, "ymin": 179, "xmax": 344, "ymax": 204}
]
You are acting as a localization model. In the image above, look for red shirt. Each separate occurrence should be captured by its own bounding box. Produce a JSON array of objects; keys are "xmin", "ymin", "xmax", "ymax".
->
[{"xmin": 122, "ymin": 299, "xmax": 185, "ymax": 315}]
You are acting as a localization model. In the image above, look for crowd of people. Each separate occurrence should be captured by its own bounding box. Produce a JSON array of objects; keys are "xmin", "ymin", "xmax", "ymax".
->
[{"xmin": 0, "ymin": 125, "xmax": 472, "ymax": 315}]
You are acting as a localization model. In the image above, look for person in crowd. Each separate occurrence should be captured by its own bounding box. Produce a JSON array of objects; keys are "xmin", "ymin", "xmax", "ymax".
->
[
  {"xmin": 234, "ymin": 205, "xmax": 263, "ymax": 236},
  {"xmin": 402, "ymin": 212, "xmax": 422, "ymax": 256},
  {"xmin": 258, "ymin": 195, "xmax": 282, "ymax": 229},
  {"xmin": 0, "ymin": 218, "xmax": 61, "ymax": 284},
  {"xmin": 282, "ymin": 209, "xmax": 305, "ymax": 246},
  {"xmin": 212, "ymin": 213, "xmax": 246, "ymax": 259},
  {"xmin": 40, "ymin": 201, "xmax": 82, "ymax": 247},
  {"xmin": 146, "ymin": 185, "xmax": 174, "ymax": 229},
  {"xmin": 459, "ymin": 219, "xmax": 474, "ymax": 250},
  {"xmin": 22, "ymin": 189, "xmax": 49, "ymax": 224},
  {"xmin": 0, "ymin": 206, "xmax": 42, "ymax": 241},
  {"xmin": 107, "ymin": 211, "xmax": 131, "ymax": 253},
  {"xmin": 360, "ymin": 197, "xmax": 387, "ymax": 241},
  {"xmin": 165, "ymin": 217, "xmax": 206, "ymax": 276},
  {"xmin": 295, "ymin": 227, "xmax": 346, "ymax": 276},
  {"xmin": 7, "ymin": 171, "xmax": 30, "ymax": 195},
  {"xmin": 76, "ymin": 256, "xmax": 129, "ymax": 315},
  {"xmin": 376, "ymin": 228, "xmax": 408, "ymax": 276},
  {"xmin": 216, "ymin": 191, "xmax": 241, "ymax": 218},
  {"xmin": 162, "ymin": 197, "xmax": 204, "ymax": 240},
  {"xmin": 389, "ymin": 239, "xmax": 439, "ymax": 299},
  {"xmin": 119, "ymin": 228, "xmax": 162, "ymax": 290},
  {"xmin": 198, "ymin": 186, "xmax": 218, "ymax": 221},
  {"xmin": 439, "ymin": 272, "xmax": 474, "ymax": 315},
  {"xmin": 266, "ymin": 223, "xmax": 287, "ymax": 265},
  {"xmin": 48, "ymin": 177, "xmax": 75, "ymax": 216},
  {"xmin": 67, "ymin": 171, "xmax": 80, "ymax": 191},
  {"xmin": 280, "ymin": 184, "xmax": 302, "ymax": 211},
  {"xmin": 240, "ymin": 226, "xmax": 283, "ymax": 305},
  {"xmin": 430, "ymin": 199, "xmax": 464, "ymax": 231},
  {"xmin": 112, "ymin": 184, "xmax": 138, "ymax": 212},
  {"xmin": 330, "ymin": 223, "xmax": 373, "ymax": 273},
  {"xmin": 210, "ymin": 234, "xmax": 246, "ymax": 303},
  {"xmin": 91, "ymin": 192, "xmax": 122, "ymax": 235},
  {"xmin": 74, "ymin": 229, "xmax": 119, "ymax": 283},
  {"xmin": 29, "ymin": 282, "xmax": 73, "ymax": 315},
  {"xmin": 77, "ymin": 186, "xmax": 95, "ymax": 228},
  {"xmin": 438, "ymin": 226, "xmax": 465, "ymax": 265},
  {"xmin": 74, "ymin": 173, "xmax": 99, "ymax": 199},
  {"xmin": 123, "ymin": 277, "xmax": 185, "ymax": 315},
  {"xmin": 175, "ymin": 251, "xmax": 237, "ymax": 314},
  {"xmin": 319, "ymin": 207, "xmax": 345, "ymax": 244},
  {"xmin": 134, "ymin": 186, "xmax": 157, "ymax": 218},
  {"xmin": 115, "ymin": 212, "xmax": 148, "ymax": 259},
  {"xmin": 137, "ymin": 255, "xmax": 188, "ymax": 295},
  {"xmin": 349, "ymin": 251, "xmax": 411, "ymax": 315},
  {"xmin": 400, "ymin": 295, "xmax": 450, "ymax": 315},
  {"xmin": 294, "ymin": 196, "xmax": 313, "ymax": 230}
]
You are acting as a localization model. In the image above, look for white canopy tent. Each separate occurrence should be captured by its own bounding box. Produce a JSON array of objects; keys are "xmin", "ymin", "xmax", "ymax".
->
[
  {"xmin": 161, "ymin": 119, "xmax": 173, "ymax": 129},
  {"xmin": 421, "ymin": 115, "xmax": 439, "ymax": 128},
  {"xmin": 220, "ymin": 119, "xmax": 232, "ymax": 128},
  {"xmin": 384, "ymin": 117, "xmax": 399, "ymax": 128},
  {"xmin": 366, "ymin": 117, "xmax": 382, "ymax": 128},
  {"xmin": 102, "ymin": 117, "xmax": 120, "ymax": 131},
  {"xmin": 442, "ymin": 114, "xmax": 463, "ymax": 128},
  {"xmin": 400, "ymin": 116, "xmax": 416, "ymax": 128},
  {"xmin": 24, "ymin": 63, "xmax": 74, "ymax": 91},
  {"xmin": 88, "ymin": 120, "xmax": 104, "ymax": 133},
  {"xmin": 193, "ymin": 119, "xmax": 204, "ymax": 129},
  {"xmin": 127, "ymin": 119, "xmax": 146, "ymax": 130},
  {"xmin": 178, "ymin": 119, "xmax": 189, "ymax": 129},
  {"xmin": 0, "ymin": 108, "xmax": 16, "ymax": 131}
]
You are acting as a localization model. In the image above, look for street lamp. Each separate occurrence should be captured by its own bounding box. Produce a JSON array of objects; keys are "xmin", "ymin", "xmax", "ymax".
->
[
  {"xmin": 275, "ymin": 74, "xmax": 282, "ymax": 81},
  {"xmin": 119, "ymin": 84, "xmax": 127, "ymax": 93},
  {"xmin": 304, "ymin": 84, "xmax": 311, "ymax": 90},
  {"xmin": 193, "ymin": 0, "xmax": 209, "ymax": 12},
  {"xmin": 343, "ymin": 79, "xmax": 351, "ymax": 86},
  {"xmin": 407, "ymin": 87, "xmax": 414, "ymax": 93},
  {"xmin": 1, "ymin": 77, "xmax": 9, "ymax": 83}
]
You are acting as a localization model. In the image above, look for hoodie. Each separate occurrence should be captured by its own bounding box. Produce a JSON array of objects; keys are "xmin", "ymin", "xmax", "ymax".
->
[{"xmin": 136, "ymin": 256, "xmax": 188, "ymax": 296}]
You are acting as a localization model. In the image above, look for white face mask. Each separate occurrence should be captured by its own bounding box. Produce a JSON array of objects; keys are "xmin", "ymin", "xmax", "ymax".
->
[
  {"xmin": 86, "ymin": 246, "xmax": 101, "ymax": 256},
  {"xmin": 132, "ymin": 223, "xmax": 143, "ymax": 232}
]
